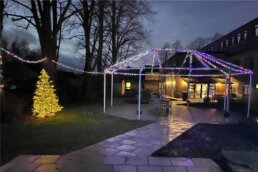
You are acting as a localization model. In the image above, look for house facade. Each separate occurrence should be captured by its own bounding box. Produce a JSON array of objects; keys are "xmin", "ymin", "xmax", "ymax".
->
[
  {"xmin": 161, "ymin": 18, "xmax": 258, "ymax": 105},
  {"xmin": 200, "ymin": 17, "xmax": 258, "ymax": 107}
]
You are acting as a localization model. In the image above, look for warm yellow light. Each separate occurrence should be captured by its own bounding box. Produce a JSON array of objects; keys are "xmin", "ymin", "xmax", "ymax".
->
[
  {"xmin": 166, "ymin": 81, "xmax": 176, "ymax": 85},
  {"xmin": 216, "ymin": 83, "xmax": 222, "ymax": 86},
  {"xmin": 256, "ymin": 84, "xmax": 258, "ymax": 89},
  {"xmin": 32, "ymin": 69, "xmax": 63, "ymax": 118},
  {"xmin": 126, "ymin": 82, "xmax": 131, "ymax": 89}
]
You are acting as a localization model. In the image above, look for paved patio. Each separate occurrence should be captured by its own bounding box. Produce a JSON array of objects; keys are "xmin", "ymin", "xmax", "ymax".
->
[
  {"xmin": 106, "ymin": 97, "xmax": 244, "ymax": 123},
  {"xmin": 1, "ymin": 98, "xmax": 245, "ymax": 172}
]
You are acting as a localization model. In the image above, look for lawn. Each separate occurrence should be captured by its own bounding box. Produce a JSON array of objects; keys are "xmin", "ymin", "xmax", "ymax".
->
[{"xmin": 0, "ymin": 105, "xmax": 151, "ymax": 165}]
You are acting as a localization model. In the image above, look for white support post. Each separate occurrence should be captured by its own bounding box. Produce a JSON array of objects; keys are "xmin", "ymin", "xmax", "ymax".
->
[
  {"xmin": 111, "ymin": 72, "xmax": 114, "ymax": 107},
  {"xmin": 187, "ymin": 54, "xmax": 192, "ymax": 106},
  {"xmin": 247, "ymin": 73, "xmax": 253, "ymax": 118},
  {"xmin": 103, "ymin": 71, "xmax": 106, "ymax": 113},
  {"xmin": 226, "ymin": 71, "xmax": 231, "ymax": 112},
  {"xmin": 138, "ymin": 70, "xmax": 142, "ymax": 120},
  {"xmin": 187, "ymin": 81, "xmax": 190, "ymax": 100},
  {"xmin": 223, "ymin": 77, "xmax": 227, "ymax": 111}
]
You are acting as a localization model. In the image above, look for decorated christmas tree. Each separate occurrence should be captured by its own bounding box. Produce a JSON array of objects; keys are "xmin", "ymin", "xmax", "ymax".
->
[{"xmin": 32, "ymin": 69, "xmax": 63, "ymax": 118}]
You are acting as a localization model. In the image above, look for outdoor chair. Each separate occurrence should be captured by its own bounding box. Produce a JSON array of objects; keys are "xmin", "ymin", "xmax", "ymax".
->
[{"xmin": 160, "ymin": 98, "xmax": 172, "ymax": 115}]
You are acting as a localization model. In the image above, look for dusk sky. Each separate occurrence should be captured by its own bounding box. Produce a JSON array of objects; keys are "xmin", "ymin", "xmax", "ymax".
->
[
  {"xmin": 145, "ymin": 1, "xmax": 258, "ymax": 49},
  {"xmin": 3, "ymin": 1, "xmax": 258, "ymax": 70}
]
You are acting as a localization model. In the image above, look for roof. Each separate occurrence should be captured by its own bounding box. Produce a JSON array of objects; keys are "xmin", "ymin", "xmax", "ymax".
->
[
  {"xmin": 200, "ymin": 18, "xmax": 258, "ymax": 54},
  {"xmin": 105, "ymin": 48, "xmax": 252, "ymax": 77}
]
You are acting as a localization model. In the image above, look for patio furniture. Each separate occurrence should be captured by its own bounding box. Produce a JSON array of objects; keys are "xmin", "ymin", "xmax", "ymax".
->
[{"xmin": 160, "ymin": 98, "xmax": 171, "ymax": 115}]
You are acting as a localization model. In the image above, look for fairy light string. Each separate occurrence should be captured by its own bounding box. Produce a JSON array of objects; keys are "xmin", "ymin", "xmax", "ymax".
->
[
  {"xmin": 0, "ymin": 47, "xmax": 252, "ymax": 78},
  {"xmin": 1, "ymin": 47, "xmax": 47, "ymax": 64}
]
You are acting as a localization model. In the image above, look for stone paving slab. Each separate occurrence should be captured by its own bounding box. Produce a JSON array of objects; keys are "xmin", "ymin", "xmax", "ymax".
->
[
  {"xmin": 113, "ymin": 165, "xmax": 137, "ymax": 172},
  {"xmin": 2, "ymin": 162, "xmax": 40, "ymax": 172},
  {"xmin": 104, "ymin": 156, "xmax": 126, "ymax": 165},
  {"xmin": 34, "ymin": 164, "xmax": 62, "ymax": 172},
  {"xmin": 116, "ymin": 151, "xmax": 137, "ymax": 156},
  {"xmin": 34, "ymin": 155, "xmax": 61, "ymax": 164},
  {"xmin": 163, "ymin": 166, "xmax": 188, "ymax": 172},
  {"xmin": 59, "ymin": 163, "xmax": 112, "ymax": 172},
  {"xmin": 138, "ymin": 165, "xmax": 162, "ymax": 172},
  {"xmin": 186, "ymin": 166, "xmax": 213, "ymax": 172},
  {"xmin": 148, "ymin": 157, "xmax": 172, "ymax": 166},
  {"xmin": 125, "ymin": 156, "xmax": 148, "ymax": 165},
  {"xmin": 11, "ymin": 155, "xmax": 39, "ymax": 163},
  {"xmin": 192, "ymin": 158, "xmax": 219, "ymax": 168},
  {"xmin": 170, "ymin": 157, "xmax": 195, "ymax": 167}
]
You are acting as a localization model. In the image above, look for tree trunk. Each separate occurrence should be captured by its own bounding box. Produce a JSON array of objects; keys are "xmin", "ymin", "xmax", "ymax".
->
[
  {"xmin": 82, "ymin": 0, "xmax": 94, "ymax": 97},
  {"xmin": 0, "ymin": 0, "xmax": 4, "ymax": 45},
  {"xmin": 97, "ymin": 0, "xmax": 104, "ymax": 72},
  {"xmin": 111, "ymin": 0, "xmax": 117, "ymax": 64}
]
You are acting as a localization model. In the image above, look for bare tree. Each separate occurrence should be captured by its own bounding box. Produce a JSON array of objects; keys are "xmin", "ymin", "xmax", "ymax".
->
[
  {"xmin": 96, "ymin": 0, "xmax": 105, "ymax": 72},
  {"xmin": 172, "ymin": 40, "xmax": 182, "ymax": 49},
  {"xmin": 187, "ymin": 33, "xmax": 223, "ymax": 50},
  {"xmin": 68, "ymin": 0, "xmax": 109, "ymax": 96},
  {"xmin": 0, "ymin": 0, "xmax": 4, "ymax": 43},
  {"xmin": 187, "ymin": 37, "xmax": 209, "ymax": 50},
  {"xmin": 7, "ymin": 0, "xmax": 74, "ymax": 79},
  {"xmin": 106, "ymin": 0, "xmax": 153, "ymax": 65}
]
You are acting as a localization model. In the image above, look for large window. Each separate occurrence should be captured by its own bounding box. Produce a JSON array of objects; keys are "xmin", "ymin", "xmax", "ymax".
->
[
  {"xmin": 244, "ymin": 30, "xmax": 247, "ymax": 40},
  {"xmin": 232, "ymin": 36, "xmax": 235, "ymax": 45},
  {"xmin": 226, "ymin": 39, "xmax": 229, "ymax": 47},
  {"xmin": 244, "ymin": 85, "xmax": 249, "ymax": 95},
  {"xmin": 237, "ymin": 34, "xmax": 241, "ymax": 43},
  {"xmin": 256, "ymin": 25, "xmax": 258, "ymax": 36}
]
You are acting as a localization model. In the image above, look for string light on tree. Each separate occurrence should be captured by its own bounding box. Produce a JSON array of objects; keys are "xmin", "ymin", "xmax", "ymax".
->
[{"xmin": 32, "ymin": 69, "xmax": 63, "ymax": 118}]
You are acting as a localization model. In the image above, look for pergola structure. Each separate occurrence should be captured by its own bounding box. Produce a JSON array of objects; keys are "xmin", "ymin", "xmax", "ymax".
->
[{"xmin": 103, "ymin": 48, "xmax": 253, "ymax": 120}]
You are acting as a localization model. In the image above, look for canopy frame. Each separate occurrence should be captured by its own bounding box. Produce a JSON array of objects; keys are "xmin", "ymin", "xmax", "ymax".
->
[{"xmin": 103, "ymin": 48, "xmax": 253, "ymax": 120}]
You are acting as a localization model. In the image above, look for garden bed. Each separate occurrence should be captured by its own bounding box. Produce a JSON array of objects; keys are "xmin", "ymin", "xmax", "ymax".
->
[{"xmin": 152, "ymin": 123, "xmax": 258, "ymax": 171}]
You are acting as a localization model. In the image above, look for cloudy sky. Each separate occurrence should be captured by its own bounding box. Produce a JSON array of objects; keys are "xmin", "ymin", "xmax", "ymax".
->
[
  {"xmin": 3, "ymin": 1, "xmax": 258, "ymax": 70},
  {"xmin": 144, "ymin": 1, "xmax": 258, "ymax": 49}
]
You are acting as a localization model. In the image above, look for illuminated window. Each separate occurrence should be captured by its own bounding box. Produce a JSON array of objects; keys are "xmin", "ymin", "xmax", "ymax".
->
[
  {"xmin": 126, "ymin": 82, "xmax": 131, "ymax": 89},
  {"xmin": 256, "ymin": 84, "xmax": 258, "ymax": 89},
  {"xmin": 226, "ymin": 39, "xmax": 229, "ymax": 47},
  {"xmin": 232, "ymin": 36, "xmax": 235, "ymax": 45}
]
